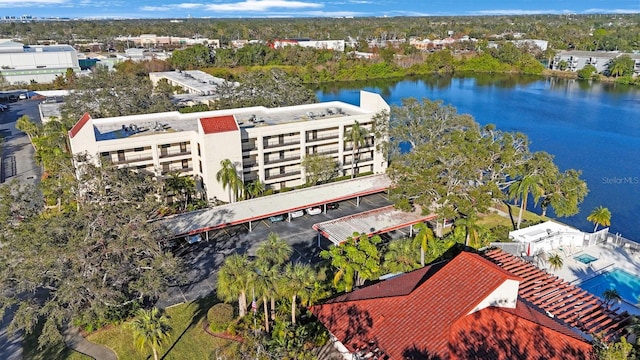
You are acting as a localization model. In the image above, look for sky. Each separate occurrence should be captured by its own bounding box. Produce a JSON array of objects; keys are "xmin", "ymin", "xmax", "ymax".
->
[{"xmin": 2, "ymin": 0, "xmax": 639, "ymax": 19}]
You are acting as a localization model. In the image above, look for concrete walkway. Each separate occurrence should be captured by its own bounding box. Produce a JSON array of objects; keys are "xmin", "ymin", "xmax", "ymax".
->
[{"xmin": 63, "ymin": 325, "xmax": 117, "ymax": 360}]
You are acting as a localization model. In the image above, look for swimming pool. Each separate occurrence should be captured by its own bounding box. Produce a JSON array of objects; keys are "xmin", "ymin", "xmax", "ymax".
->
[
  {"xmin": 574, "ymin": 253, "xmax": 598, "ymax": 265},
  {"xmin": 579, "ymin": 268, "xmax": 640, "ymax": 305}
]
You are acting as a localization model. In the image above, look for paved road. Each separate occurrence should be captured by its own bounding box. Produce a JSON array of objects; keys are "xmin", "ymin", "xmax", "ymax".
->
[
  {"xmin": 156, "ymin": 193, "xmax": 396, "ymax": 308},
  {"xmin": 0, "ymin": 99, "xmax": 42, "ymax": 185},
  {"xmin": 0, "ymin": 99, "xmax": 43, "ymax": 360}
]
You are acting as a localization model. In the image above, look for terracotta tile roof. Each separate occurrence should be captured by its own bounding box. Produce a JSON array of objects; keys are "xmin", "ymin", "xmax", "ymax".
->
[
  {"xmin": 69, "ymin": 112, "xmax": 91, "ymax": 138},
  {"xmin": 199, "ymin": 115, "xmax": 238, "ymax": 134},
  {"xmin": 449, "ymin": 300, "xmax": 593, "ymax": 360},
  {"xmin": 482, "ymin": 248, "xmax": 630, "ymax": 341},
  {"xmin": 310, "ymin": 252, "xmax": 579, "ymax": 360}
]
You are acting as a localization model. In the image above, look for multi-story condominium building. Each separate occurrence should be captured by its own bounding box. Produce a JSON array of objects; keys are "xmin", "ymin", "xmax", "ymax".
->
[
  {"xmin": 0, "ymin": 39, "xmax": 80, "ymax": 84},
  {"xmin": 68, "ymin": 91, "xmax": 389, "ymax": 203},
  {"xmin": 550, "ymin": 50, "xmax": 620, "ymax": 74}
]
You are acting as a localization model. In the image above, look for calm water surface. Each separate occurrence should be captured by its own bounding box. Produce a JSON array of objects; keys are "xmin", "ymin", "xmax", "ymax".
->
[{"xmin": 316, "ymin": 75, "xmax": 640, "ymax": 241}]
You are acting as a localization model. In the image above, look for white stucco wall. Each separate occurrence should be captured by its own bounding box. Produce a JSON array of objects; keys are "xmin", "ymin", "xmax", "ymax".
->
[{"xmin": 468, "ymin": 279, "xmax": 520, "ymax": 314}]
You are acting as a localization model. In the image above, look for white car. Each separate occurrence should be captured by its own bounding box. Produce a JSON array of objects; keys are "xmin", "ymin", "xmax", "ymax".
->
[
  {"xmin": 306, "ymin": 207, "xmax": 322, "ymax": 215},
  {"xmin": 290, "ymin": 210, "xmax": 304, "ymax": 219}
]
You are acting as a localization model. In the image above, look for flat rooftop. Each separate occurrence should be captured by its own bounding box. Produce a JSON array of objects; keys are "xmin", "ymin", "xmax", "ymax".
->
[
  {"xmin": 159, "ymin": 174, "xmax": 391, "ymax": 238},
  {"xmin": 150, "ymin": 70, "xmax": 232, "ymax": 94},
  {"xmin": 313, "ymin": 205, "xmax": 436, "ymax": 245},
  {"xmin": 92, "ymin": 100, "xmax": 366, "ymax": 141}
]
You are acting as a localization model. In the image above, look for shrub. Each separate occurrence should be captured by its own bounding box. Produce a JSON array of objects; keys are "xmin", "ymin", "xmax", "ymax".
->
[{"xmin": 207, "ymin": 303, "xmax": 234, "ymax": 332}]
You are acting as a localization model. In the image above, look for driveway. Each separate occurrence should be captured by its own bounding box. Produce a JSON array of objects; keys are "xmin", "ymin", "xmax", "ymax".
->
[
  {"xmin": 156, "ymin": 193, "xmax": 395, "ymax": 308},
  {"xmin": 0, "ymin": 99, "xmax": 42, "ymax": 185}
]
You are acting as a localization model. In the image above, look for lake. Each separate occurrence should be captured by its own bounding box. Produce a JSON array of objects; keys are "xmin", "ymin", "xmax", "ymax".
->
[{"xmin": 316, "ymin": 74, "xmax": 640, "ymax": 241}]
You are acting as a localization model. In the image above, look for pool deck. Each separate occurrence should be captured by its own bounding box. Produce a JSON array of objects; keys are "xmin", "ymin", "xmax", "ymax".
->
[{"xmin": 549, "ymin": 242, "xmax": 640, "ymax": 315}]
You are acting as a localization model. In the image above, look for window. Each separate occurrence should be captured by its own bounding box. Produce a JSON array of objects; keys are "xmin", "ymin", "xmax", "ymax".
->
[
  {"xmin": 117, "ymin": 150, "xmax": 125, "ymax": 162},
  {"xmin": 182, "ymin": 159, "xmax": 189, "ymax": 169},
  {"xmin": 199, "ymin": 161, "xmax": 203, "ymax": 173},
  {"xmin": 134, "ymin": 147, "xmax": 144, "ymax": 152},
  {"xmin": 180, "ymin": 142, "xmax": 187, "ymax": 153},
  {"xmin": 197, "ymin": 143, "xmax": 201, "ymax": 157}
]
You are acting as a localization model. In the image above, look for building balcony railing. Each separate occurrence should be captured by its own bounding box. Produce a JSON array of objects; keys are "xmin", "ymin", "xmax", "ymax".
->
[
  {"xmin": 263, "ymin": 139, "xmax": 300, "ymax": 149},
  {"xmin": 313, "ymin": 148, "xmax": 339, "ymax": 156},
  {"xmin": 108, "ymin": 154, "xmax": 154, "ymax": 165},
  {"xmin": 243, "ymin": 161, "xmax": 258, "ymax": 168},
  {"xmin": 343, "ymin": 156, "xmax": 374, "ymax": 166},
  {"xmin": 264, "ymin": 155, "xmax": 300, "ymax": 165},
  {"xmin": 159, "ymin": 149, "xmax": 192, "ymax": 159},
  {"xmin": 265, "ymin": 170, "xmax": 301, "ymax": 181},
  {"xmin": 161, "ymin": 167, "xmax": 193, "ymax": 176},
  {"xmin": 306, "ymin": 133, "xmax": 339, "ymax": 143},
  {"xmin": 242, "ymin": 144, "xmax": 258, "ymax": 151}
]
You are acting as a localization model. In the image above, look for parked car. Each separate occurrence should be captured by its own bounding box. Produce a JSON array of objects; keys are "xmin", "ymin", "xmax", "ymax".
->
[
  {"xmin": 327, "ymin": 202, "xmax": 339, "ymax": 210},
  {"xmin": 187, "ymin": 234, "xmax": 202, "ymax": 244},
  {"xmin": 306, "ymin": 207, "xmax": 322, "ymax": 215},
  {"xmin": 290, "ymin": 210, "xmax": 304, "ymax": 219},
  {"xmin": 0, "ymin": 104, "xmax": 7, "ymax": 111},
  {"xmin": 269, "ymin": 214, "xmax": 285, "ymax": 223}
]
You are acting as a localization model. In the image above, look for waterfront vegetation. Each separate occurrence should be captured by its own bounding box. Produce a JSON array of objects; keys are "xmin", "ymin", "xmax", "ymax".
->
[{"xmin": 3, "ymin": 15, "xmax": 640, "ymax": 358}]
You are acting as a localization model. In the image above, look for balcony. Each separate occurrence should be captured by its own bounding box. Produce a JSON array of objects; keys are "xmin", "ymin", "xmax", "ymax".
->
[
  {"xmin": 263, "ymin": 139, "xmax": 300, "ymax": 149},
  {"xmin": 313, "ymin": 148, "xmax": 339, "ymax": 156},
  {"xmin": 159, "ymin": 149, "xmax": 192, "ymax": 159},
  {"xmin": 306, "ymin": 133, "xmax": 339, "ymax": 143},
  {"xmin": 107, "ymin": 154, "xmax": 153, "ymax": 165},
  {"xmin": 343, "ymin": 156, "xmax": 374, "ymax": 166},
  {"xmin": 264, "ymin": 155, "xmax": 300, "ymax": 165},
  {"xmin": 242, "ymin": 143, "xmax": 257, "ymax": 152},
  {"xmin": 161, "ymin": 167, "xmax": 193, "ymax": 176},
  {"xmin": 265, "ymin": 170, "xmax": 301, "ymax": 181}
]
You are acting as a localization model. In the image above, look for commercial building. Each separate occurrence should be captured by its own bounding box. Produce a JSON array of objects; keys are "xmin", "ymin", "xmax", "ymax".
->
[
  {"xmin": 68, "ymin": 91, "xmax": 389, "ymax": 203},
  {"xmin": 550, "ymin": 50, "xmax": 620, "ymax": 73},
  {"xmin": 0, "ymin": 39, "xmax": 80, "ymax": 84},
  {"xmin": 148, "ymin": 70, "xmax": 235, "ymax": 96}
]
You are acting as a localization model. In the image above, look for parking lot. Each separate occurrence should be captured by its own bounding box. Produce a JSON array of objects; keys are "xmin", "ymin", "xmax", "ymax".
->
[{"xmin": 156, "ymin": 192, "xmax": 396, "ymax": 307}]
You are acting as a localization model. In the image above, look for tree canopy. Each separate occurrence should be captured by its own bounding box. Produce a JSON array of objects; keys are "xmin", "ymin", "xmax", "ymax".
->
[{"xmin": 0, "ymin": 165, "xmax": 184, "ymax": 348}]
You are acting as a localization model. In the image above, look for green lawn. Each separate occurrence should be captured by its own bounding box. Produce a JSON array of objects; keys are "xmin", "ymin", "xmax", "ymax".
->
[
  {"xmin": 479, "ymin": 203, "xmax": 549, "ymax": 228},
  {"xmin": 78, "ymin": 296, "xmax": 240, "ymax": 360}
]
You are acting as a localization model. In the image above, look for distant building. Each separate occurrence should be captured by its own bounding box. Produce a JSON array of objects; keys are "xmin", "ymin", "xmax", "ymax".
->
[
  {"xmin": 270, "ymin": 39, "xmax": 345, "ymax": 52},
  {"xmin": 114, "ymin": 34, "xmax": 219, "ymax": 49},
  {"xmin": 149, "ymin": 70, "xmax": 236, "ymax": 96},
  {"xmin": 68, "ymin": 91, "xmax": 389, "ymax": 203},
  {"xmin": 550, "ymin": 51, "xmax": 621, "ymax": 73},
  {"xmin": 0, "ymin": 39, "xmax": 80, "ymax": 84}
]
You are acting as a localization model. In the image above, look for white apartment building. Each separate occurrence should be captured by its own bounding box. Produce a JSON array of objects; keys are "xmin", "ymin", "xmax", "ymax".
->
[{"xmin": 68, "ymin": 91, "xmax": 389, "ymax": 203}]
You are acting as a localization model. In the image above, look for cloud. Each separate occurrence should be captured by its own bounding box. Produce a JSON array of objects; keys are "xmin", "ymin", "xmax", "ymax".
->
[
  {"xmin": 204, "ymin": 0, "xmax": 323, "ymax": 12},
  {"xmin": 0, "ymin": 0, "xmax": 66, "ymax": 4},
  {"xmin": 469, "ymin": 9, "xmax": 575, "ymax": 16},
  {"xmin": 583, "ymin": 8, "xmax": 640, "ymax": 14}
]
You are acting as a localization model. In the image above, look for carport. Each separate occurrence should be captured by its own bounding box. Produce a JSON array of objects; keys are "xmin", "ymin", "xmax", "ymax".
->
[
  {"xmin": 312, "ymin": 205, "xmax": 437, "ymax": 246},
  {"xmin": 159, "ymin": 174, "xmax": 391, "ymax": 239}
]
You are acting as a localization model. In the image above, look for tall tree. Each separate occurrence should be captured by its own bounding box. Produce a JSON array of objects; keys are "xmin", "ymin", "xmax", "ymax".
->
[
  {"xmin": 256, "ymin": 233, "xmax": 292, "ymax": 321},
  {"xmin": 217, "ymin": 254, "xmax": 254, "ymax": 318},
  {"xmin": 301, "ymin": 153, "xmax": 338, "ymax": 185},
  {"xmin": 587, "ymin": 206, "xmax": 611, "ymax": 232},
  {"xmin": 320, "ymin": 233, "xmax": 382, "ymax": 292},
  {"xmin": 0, "ymin": 164, "xmax": 183, "ymax": 347},
  {"xmin": 383, "ymin": 238, "xmax": 421, "ymax": 273},
  {"xmin": 244, "ymin": 180, "xmax": 265, "ymax": 199},
  {"xmin": 15, "ymin": 115, "xmax": 40, "ymax": 151},
  {"xmin": 164, "ymin": 172, "xmax": 197, "ymax": 212},
  {"xmin": 130, "ymin": 308, "xmax": 172, "ymax": 360},
  {"xmin": 216, "ymin": 159, "xmax": 241, "ymax": 203},
  {"xmin": 412, "ymin": 222, "xmax": 434, "ymax": 267},
  {"xmin": 344, "ymin": 121, "xmax": 369, "ymax": 179},
  {"xmin": 281, "ymin": 263, "xmax": 315, "ymax": 325},
  {"xmin": 546, "ymin": 253, "xmax": 564, "ymax": 272}
]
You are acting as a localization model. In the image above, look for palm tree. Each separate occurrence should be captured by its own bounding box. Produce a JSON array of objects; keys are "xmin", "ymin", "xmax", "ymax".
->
[
  {"xmin": 130, "ymin": 308, "xmax": 172, "ymax": 360},
  {"xmin": 509, "ymin": 174, "xmax": 544, "ymax": 229},
  {"xmin": 256, "ymin": 233, "xmax": 292, "ymax": 321},
  {"xmin": 15, "ymin": 115, "xmax": 40, "ymax": 151},
  {"xmin": 216, "ymin": 159, "xmax": 241, "ymax": 203},
  {"xmin": 164, "ymin": 172, "xmax": 196, "ymax": 211},
  {"xmin": 244, "ymin": 180, "xmax": 265, "ymax": 199},
  {"xmin": 455, "ymin": 213, "xmax": 485, "ymax": 249},
  {"xmin": 217, "ymin": 254, "xmax": 255, "ymax": 318},
  {"xmin": 412, "ymin": 222, "xmax": 434, "ymax": 267},
  {"xmin": 253, "ymin": 264, "xmax": 278, "ymax": 333},
  {"xmin": 602, "ymin": 288, "xmax": 622, "ymax": 308},
  {"xmin": 282, "ymin": 263, "xmax": 315, "ymax": 325},
  {"xmin": 344, "ymin": 121, "xmax": 369, "ymax": 179},
  {"xmin": 587, "ymin": 206, "xmax": 611, "ymax": 232},
  {"xmin": 546, "ymin": 253, "xmax": 564, "ymax": 272},
  {"xmin": 383, "ymin": 238, "xmax": 420, "ymax": 273}
]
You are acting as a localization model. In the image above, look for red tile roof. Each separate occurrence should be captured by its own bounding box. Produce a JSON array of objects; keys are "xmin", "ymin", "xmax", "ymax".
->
[
  {"xmin": 312, "ymin": 252, "xmax": 590, "ymax": 359},
  {"xmin": 69, "ymin": 112, "xmax": 91, "ymax": 138},
  {"xmin": 200, "ymin": 115, "xmax": 238, "ymax": 134},
  {"xmin": 482, "ymin": 249, "xmax": 629, "ymax": 342},
  {"xmin": 449, "ymin": 300, "xmax": 593, "ymax": 360}
]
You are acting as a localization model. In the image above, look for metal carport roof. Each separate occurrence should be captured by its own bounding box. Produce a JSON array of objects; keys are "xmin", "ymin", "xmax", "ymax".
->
[{"xmin": 159, "ymin": 174, "xmax": 391, "ymax": 238}]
